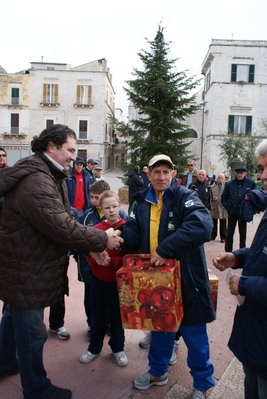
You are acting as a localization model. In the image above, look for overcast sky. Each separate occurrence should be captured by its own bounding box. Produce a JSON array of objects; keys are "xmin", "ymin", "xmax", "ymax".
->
[{"xmin": 1, "ymin": 0, "xmax": 266, "ymax": 114}]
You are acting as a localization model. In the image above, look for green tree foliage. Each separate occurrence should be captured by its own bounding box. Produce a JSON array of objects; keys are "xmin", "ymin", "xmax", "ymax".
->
[
  {"xmin": 218, "ymin": 134, "xmax": 259, "ymax": 178},
  {"xmin": 111, "ymin": 26, "xmax": 201, "ymax": 173}
]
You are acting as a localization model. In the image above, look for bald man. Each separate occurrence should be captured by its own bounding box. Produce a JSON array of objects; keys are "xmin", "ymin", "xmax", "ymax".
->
[{"xmin": 189, "ymin": 169, "xmax": 211, "ymax": 210}]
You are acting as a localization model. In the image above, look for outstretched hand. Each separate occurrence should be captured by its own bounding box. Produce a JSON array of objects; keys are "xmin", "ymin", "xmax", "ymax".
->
[
  {"xmin": 90, "ymin": 251, "xmax": 110, "ymax": 266},
  {"xmin": 212, "ymin": 252, "xmax": 236, "ymax": 271},
  {"xmin": 105, "ymin": 228, "xmax": 124, "ymax": 249}
]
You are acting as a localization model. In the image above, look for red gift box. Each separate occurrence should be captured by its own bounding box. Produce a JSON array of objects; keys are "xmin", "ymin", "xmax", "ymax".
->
[
  {"xmin": 208, "ymin": 268, "xmax": 219, "ymax": 313},
  {"xmin": 116, "ymin": 254, "xmax": 183, "ymax": 332}
]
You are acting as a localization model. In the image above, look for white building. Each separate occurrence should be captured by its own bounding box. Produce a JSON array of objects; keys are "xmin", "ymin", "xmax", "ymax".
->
[
  {"xmin": 199, "ymin": 39, "xmax": 267, "ymax": 176},
  {"xmin": 0, "ymin": 59, "xmax": 127, "ymax": 168}
]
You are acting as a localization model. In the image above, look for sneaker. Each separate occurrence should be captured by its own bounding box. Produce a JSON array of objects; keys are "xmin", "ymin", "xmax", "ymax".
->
[
  {"xmin": 191, "ymin": 389, "xmax": 207, "ymax": 399},
  {"xmin": 49, "ymin": 327, "xmax": 70, "ymax": 340},
  {"xmin": 139, "ymin": 331, "xmax": 151, "ymax": 348},
  {"xmin": 113, "ymin": 351, "xmax": 128, "ymax": 367},
  {"xmin": 0, "ymin": 363, "xmax": 20, "ymax": 379},
  {"xmin": 47, "ymin": 386, "xmax": 72, "ymax": 399},
  {"xmin": 79, "ymin": 350, "xmax": 100, "ymax": 364},
  {"xmin": 133, "ymin": 371, "xmax": 168, "ymax": 390}
]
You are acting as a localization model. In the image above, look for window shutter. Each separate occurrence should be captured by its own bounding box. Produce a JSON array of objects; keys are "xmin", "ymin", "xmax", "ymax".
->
[
  {"xmin": 231, "ymin": 64, "xmax": 237, "ymax": 82},
  {"xmin": 249, "ymin": 65, "xmax": 255, "ymax": 83},
  {"xmin": 77, "ymin": 85, "xmax": 81, "ymax": 103},
  {"xmin": 54, "ymin": 84, "xmax": 58, "ymax": 103},
  {"xmin": 88, "ymin": 85, "xmax": 92, "ymax": 104},
  {"xmin": 246, "ymin": 116, "xmax": 252, "ymax": 134},
  {"xmin": 43, "ymin": 84, "xmax": 47, "ymax": 102},
  {"xmin": 228, "ymin": 115, "xmax": 235, "ymax": 133}
]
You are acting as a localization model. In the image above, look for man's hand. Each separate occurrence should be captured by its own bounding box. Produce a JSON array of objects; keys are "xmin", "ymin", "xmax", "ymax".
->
[
  {"xmin": 90, "ymin": 251, "xmax": 110, "ymax": 266},
  {"xmin": 151, "ymin": 252, "xmax": 167, "ymax": 266},
  {"xmin": 212, "ymin": 252, "xmax": 236, "ymax": 271},
  {"xmin": 105, "ymin": 228, "xmax": 124, "ymax": 249},
  {"xmin": 229, "ymin": 274, "xmax": 241, "ymax": 295}
]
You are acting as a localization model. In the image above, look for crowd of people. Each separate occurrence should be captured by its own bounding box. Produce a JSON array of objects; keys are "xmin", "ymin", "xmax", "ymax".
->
[{"xmin": 0, "ymin": 126, "xmax": 266, "ymax": 399}]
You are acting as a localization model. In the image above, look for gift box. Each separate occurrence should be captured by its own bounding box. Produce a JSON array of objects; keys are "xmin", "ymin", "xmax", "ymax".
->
[
  {"xmin": 208, "ymin": 268, "xmax": 219, "ymax": 313},
  {"xmin": 116, "ymin": 254, "xmax": 183, "ymax": 332}
]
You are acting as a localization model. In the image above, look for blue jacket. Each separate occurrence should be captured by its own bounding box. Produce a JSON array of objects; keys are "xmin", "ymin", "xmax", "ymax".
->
[
  {"xmin": 121, "ymin": 184, "xmax": 215, "ymax": 325},
  {"xmin": 72, "ymin": 207, "xmax": 128, "ymax": 282},
  {"xmin": 239, "ymin": 189, "xmax": 267, "ymax": 222},
  {"xmin": 228, "ymin": 209, "xmax": 267, "ymax": 379},
  {"xmin": 66, "ymin": 168, "xmax": 91, "ymax": 211},
  {"xmin": 221, "ymin": 177, "xmax": 256, "ymax": 217}
]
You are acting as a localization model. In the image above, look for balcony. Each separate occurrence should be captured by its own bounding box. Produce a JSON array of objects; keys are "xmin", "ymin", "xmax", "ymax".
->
[
  {"xmin": 74, "ymin": 103, "xmax": 93, "ymax": 109},
  {"xmin": 40, "ymin": 102, "xmax": 60, "ymax": 107}
]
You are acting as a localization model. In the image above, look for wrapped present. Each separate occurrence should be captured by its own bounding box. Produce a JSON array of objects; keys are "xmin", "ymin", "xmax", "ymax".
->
[
  {"xmin": 116, "ymin": 254, "xmax": 183, "ymax": 332},
  {"xmin": 208, "ymin": 268, "xmax": 219, "ymax": 313}
]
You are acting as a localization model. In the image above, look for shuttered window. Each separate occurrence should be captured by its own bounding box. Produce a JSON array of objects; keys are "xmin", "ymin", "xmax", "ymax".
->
[
  {"xmin": 231, "ymin": 64, "xmax": 255, "ymax": 83},
  {"xmin": 76, "ymin": 85, "xmax": 92, "ymax": 104},
  {"xmin": 11, "ymin": 113, "xmax": 19, "ymax": 134},
  {"xmin": 43, "ymin": 84, "xmax": 59, "ymax": 103},
  {"xmin": 228, "ymin": 115, "xmax": 252, "ymax": 135}
]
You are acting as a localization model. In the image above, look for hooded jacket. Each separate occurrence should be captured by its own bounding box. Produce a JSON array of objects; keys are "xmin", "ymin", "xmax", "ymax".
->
[
  {"xmin": 0, "ymin": 153, "xmax": 108, "ymax": 309},
  {"xmin": 121, "ymin": 184, "xmax": 215, "ymax": 325}
]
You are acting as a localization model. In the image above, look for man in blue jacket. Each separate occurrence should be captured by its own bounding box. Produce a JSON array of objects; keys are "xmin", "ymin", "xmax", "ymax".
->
[
  {"xmin": 120, "ymin": 154, "xmax": 215, "ymax": 399},
  {"xmin": 213, "ymin": 139, "xmax": 267, "ymax": 399},
  {"xmin": 221, "ymin": 166, "xmax": 256, "ymax": 252}
]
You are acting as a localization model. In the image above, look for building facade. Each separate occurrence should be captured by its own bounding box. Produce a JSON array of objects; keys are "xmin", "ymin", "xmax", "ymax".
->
[{"xmin": 0, "ymin": 59, "xmax": 127, "ymax": 168}]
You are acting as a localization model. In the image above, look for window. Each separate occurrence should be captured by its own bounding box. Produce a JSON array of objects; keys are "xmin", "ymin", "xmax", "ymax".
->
[
  {"xmin": 79, "ymin": 120, "xmax": 88, "ymax": 139},
  {"xmin": 205, "ymin": 70, "xmax": 211, "ymax": 91},
  {"xmin": 11, "ymin": 113, "xmax": 19, "ymax": 134},
  {"xmin": 11, "ymin": 88, "xmax": 19, "ymax": 105},
  {"xmin": 228, "ymin": 115, "xmax": 252, "ymax": 135},
  {"xmin": 76, "ymin": 85, "xmax": 92, "ymax": 105},
  {"xmin": 46, "ymin": 119, "xmax": 54, "ymax": 128},
  {"xmin": 231, "ymin": 64, "xmax": 254, "ymax": 83},
  {"xmin": 43, "ymin": 84, "xmax": 58, "ymax": 103}
]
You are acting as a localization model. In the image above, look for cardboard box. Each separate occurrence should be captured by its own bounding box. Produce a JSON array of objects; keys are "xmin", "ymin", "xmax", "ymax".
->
[
  {"xmin": 116, "ymin": 254, "xmax": 183, "ymax": 332},
  {"xmin": 208, "ymin": 268, "xmax": 219, "ymax": 313}
]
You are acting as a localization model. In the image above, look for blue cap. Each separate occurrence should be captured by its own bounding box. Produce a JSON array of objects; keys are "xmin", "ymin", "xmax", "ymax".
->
[{"xmin": 75, "ymin": 156, "xmax": 85, "ymax": 164}]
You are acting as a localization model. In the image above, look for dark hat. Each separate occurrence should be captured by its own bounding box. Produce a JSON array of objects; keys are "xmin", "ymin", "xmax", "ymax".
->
[
  {"xmin": 75, "ymin": 156, "xmax": 85, "ymax": 164},
  {"xmin": 235, "ymin": 166, "xmax": 246, "ymax": 172},
  {"xmin": 87, "ymin": 158, "xmax": 98, "ymax": 164},
  {"xmin": 94, "ymin": 166, "xmax": 102, "ymax": 170},
  {"xmin": 148, "ymin": 154, "xmax": 173, "ymax": 169}
]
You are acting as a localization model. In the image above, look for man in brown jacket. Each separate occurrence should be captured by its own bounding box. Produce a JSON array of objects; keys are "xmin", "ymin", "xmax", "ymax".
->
[{"xmin": 0, "ymin": 124, "xmax": 122, "ymax": 399}]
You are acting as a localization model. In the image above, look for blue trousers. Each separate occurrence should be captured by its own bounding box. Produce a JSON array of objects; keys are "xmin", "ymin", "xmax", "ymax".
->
[
  {"xmin": 89, "ymin": 275, "xmax": 125, "ymax": 354},
  {"xmin": 148, "ymin": 324, "xmax": 215, "ymax": 392},
  {"xmin": 244, "ymin": 365, "xmax": 267, "ymax": 399},
  {"xmin": 0, "ymin": 304, "xmax": 54, "ymax": 399}
]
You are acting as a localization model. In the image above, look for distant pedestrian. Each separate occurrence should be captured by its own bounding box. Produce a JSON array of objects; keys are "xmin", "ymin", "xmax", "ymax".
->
[
  {"xmin": 210, "ymin": 173, "xmax": 227, "ymax": 242},
  {"xmin": 127, "ymin": 165, "xmax": 144, "ymax": 212}
]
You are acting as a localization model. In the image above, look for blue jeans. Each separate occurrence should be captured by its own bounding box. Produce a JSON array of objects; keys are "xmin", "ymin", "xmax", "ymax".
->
[
  {"xmin": 148, "ymin": 324, "xmax": 214, "ymax": 392},
  {"xmin": 244, "ymin": 365, "xmax": 267, "ymax": 399},
  {"xmin": 0, "ymin": 304, "xmax": 54, "ymax": 399}
]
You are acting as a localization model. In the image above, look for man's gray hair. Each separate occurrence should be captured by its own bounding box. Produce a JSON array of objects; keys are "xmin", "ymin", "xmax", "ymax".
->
[{"xmin": 255, "ymin": 139, "xmax": 267, "ymax": 159}]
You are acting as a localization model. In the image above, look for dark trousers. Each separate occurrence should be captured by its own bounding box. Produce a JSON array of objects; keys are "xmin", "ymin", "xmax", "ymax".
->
[
  {"xmin": 84, "ymin": 282, "xmax": 91, "ymax": 327},
  {"xmin": 89, "ymin": 275, "xmax": 124, "ymax": 354},
  {"xmin": 225, "ymin": 214, "xmax": 247, "ymax": 252},
  {"xmin": 243, "ymin": 364, "xmax": 267, "ymax": 399},
  {"xmin": 211, "ymin": 218, "xmax": 227, "ymax": 241},
  {"xmin": 49, "ymin": 299, "xmax": 65, "ymax": 330}
]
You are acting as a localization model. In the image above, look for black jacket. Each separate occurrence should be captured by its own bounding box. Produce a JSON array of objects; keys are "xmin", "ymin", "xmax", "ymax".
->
[
  {"xmin": 221, "ymin": 177, "xmax": 256, "ymax": 217},
  {"xmin": 128, "ymin": 170, "xmax": 144, "ymax": 206}
]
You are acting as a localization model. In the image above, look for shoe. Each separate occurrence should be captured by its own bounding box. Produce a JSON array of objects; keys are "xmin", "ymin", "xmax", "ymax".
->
[
  {"xmin": 139, "ymin": 331, "xmax": 151, "ymax": 348},
  {"xmin": 0, "ymin": 363, "xmax": 20, "ymax": 379},
  {"xmin": 113, "ymin": 351, "xmax": 128, "ymax": 366},
  {"xmin": 133, "ymin": 371, "xmax": 168, "ymax": 390},
  {"xmin": 87, "ymin": 330, "xmax": 91, "ymax": 340},
  {"xmin": 169, "ymin": 340, "xmax": 179, "ymax": 365},
  {"xmin": 79, "ymin": 350, "xmax": 100, "ymax": 364},
  {"xmin": 49, "ymin": 327, "xmax": 70, "ymax": 340},
  {"xmin": 47, "ymin": 387, "xmax": 72, "ymax": 399},
  {"xmin": 191, "ymin": 389, "xmax": 207, "ymax": 399},
  {"xmin": 220, "ymin": 239, "xmax": 225, "ymax": 243}
]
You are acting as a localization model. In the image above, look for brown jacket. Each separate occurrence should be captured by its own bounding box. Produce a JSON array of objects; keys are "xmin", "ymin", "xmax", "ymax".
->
[{"xmin": 0, "ymin": 153, "xmax": 108, "ymax": 309}]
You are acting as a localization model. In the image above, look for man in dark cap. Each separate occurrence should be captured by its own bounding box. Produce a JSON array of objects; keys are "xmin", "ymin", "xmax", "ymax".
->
[
  {"xmin": 221, "ymin": 166, "xmax": 256, "ymax": 252},
  {"xmin": 85, "ymin": 158, "xmax": 98, "ymax": 185},
  {"xmin": 66, "ymin": 156, "xmax": 91, "ymax": 216}
]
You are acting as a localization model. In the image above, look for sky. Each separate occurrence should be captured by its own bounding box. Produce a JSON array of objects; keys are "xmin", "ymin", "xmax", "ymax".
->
[{"xmin": 1, "ymin": 0, "xmax": 266, "ymax": 115}]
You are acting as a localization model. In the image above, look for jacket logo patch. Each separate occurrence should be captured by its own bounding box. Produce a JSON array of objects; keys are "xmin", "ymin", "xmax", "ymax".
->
[
  {"xmin": 185, "ymin": 200, "xmax": 194, "ymax": 207},
  {"xmin": 263, "ymin": 246, "xmax": 267, "ymax": 255}
]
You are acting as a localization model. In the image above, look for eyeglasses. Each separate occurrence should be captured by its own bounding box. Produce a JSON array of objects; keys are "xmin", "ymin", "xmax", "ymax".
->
[
  {"xmin": 0, "ymin": 154, "xmax": 6, "ymax": 157},
  {"xmin": 187, "ymin": 164, "xmax": 193, "ymax": 166}
]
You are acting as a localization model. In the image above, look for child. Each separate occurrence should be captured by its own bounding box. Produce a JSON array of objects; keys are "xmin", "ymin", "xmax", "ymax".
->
[
  {"xmin": 72, "ymin": 181, "xmax": 127, "ymax": 339},
  {"xmin": 79, "ymin": 190, "xmax": 137, "ymax": 367}
]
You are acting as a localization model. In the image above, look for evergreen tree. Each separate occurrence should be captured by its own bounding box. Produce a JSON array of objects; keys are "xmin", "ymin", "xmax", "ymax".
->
[{"xmin": 112, "ymin": 26, "xmax": 201, "ymax": 172}]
